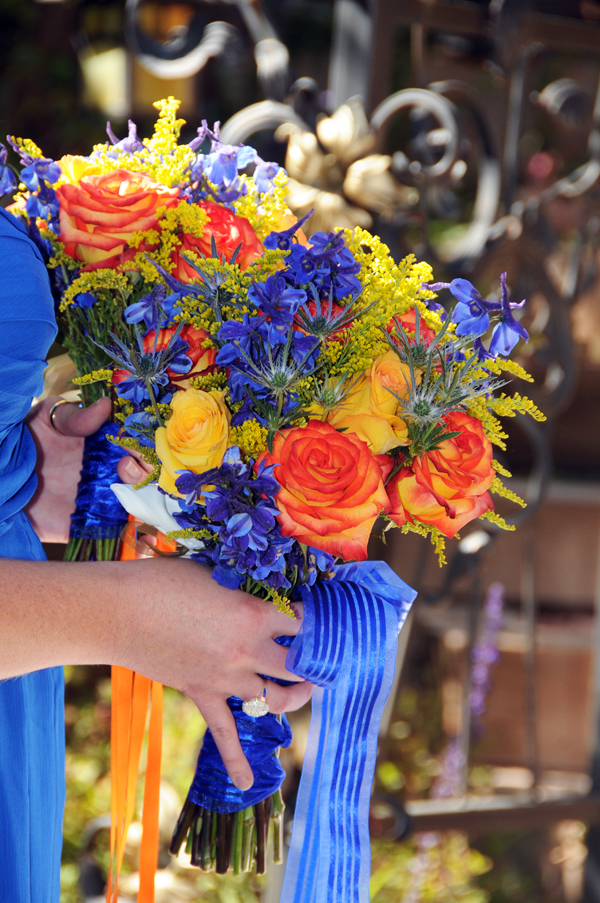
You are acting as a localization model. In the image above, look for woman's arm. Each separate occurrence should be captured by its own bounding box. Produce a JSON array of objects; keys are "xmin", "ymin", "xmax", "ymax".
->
[{"xmin": 1, "ymin": 555, "xmax": 310, "ymax": 789}]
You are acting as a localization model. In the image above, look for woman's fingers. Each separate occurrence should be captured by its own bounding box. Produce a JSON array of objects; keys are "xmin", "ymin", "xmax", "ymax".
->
[
  {"xmin": 254, "ymin": 641, "xmax": 304, "ymax": 682},
  {"xmin": 117, "ymin": 454, "xmax": 150, "ymax": 484},
  {"xmin": 195, "ymin": 681, "xmax": 313, "ymax": 790},
  {"xmin": 200, "ymin": 698, "xmax": 254, "ymax": 791},
  {"xmin": 117, "ymin": 447, "xmax": 154, "ymax": 484},
  {"xmin": 269, "ymin": 601, "xmax": 304, "ymax": 639},
  {"xmin": 264, "ymin": 679, "xmax": 314, "ymax": 714},
  {"xmin": 51, "ymin": 396, "xmax": 112, "ymax": 437}
]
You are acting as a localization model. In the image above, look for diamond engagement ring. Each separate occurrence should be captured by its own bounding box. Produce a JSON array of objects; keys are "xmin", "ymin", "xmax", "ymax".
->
[{"xmin": 242, "ymin": 686, "xmax": 269, "ymax": 718}]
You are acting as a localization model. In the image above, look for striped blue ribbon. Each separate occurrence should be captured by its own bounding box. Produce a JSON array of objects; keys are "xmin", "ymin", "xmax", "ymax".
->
[{"xmin": 282, "ymin": 561, "xmax": 416, "ymax": 903}]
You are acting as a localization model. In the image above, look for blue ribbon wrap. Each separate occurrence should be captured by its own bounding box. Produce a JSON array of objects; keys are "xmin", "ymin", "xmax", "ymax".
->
[
  {"xmin": 188, "ymin": 699, "xmax": 292, "ymax": 813},
  {"xmin": 281, "ymin": 560, "xmax": 416, "ymax": 903},
  {"xmin": 70, "ymin": 423, "xmax": 129, "ymax": 539}
]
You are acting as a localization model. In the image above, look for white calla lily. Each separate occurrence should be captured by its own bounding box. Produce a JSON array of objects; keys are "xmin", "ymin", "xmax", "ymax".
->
[{"xmin": 110, "ymin": 483, "xmax": 204, "ymax": 551}]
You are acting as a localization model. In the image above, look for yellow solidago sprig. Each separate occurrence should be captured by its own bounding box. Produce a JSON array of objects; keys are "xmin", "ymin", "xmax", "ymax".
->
[
  {"xmin": 90, "ymin": 97, "xmax": 195, "ymax": 188},
  {"xmin": 123, "ymin": 200, "xmax": 208, "ymax": 281},
  {"xmin": 329, "ymin": 231, "xmax": 438, "ymax": 376},
  {"xmin": 229, "ymin": 420, "xmax": 269, "ymax": 460},
  {"xmin": 233, "ymin": 170, "xmax": 291, "ymax": 240}
]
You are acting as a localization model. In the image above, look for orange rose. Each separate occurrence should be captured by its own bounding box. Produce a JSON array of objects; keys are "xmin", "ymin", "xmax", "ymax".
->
[
  {"xmin": 257, "ymin": 420, "xmax": 390, "ymax": 561},
  {"xmin": 170, "ymin": 201, "xmax": 263, "ymax": 281},
  {"xmin": 386, "ymin": 411, "xmax": 494, "ymax": 538},
  {"xmin": 112, "ymin": 324, "xmax": 216, "ymax": 391},
  {"xmin": 389, "ymin": 308, "xmax": 437, "ymax": 345},
  {"xmin": 56, "ymin": 169, "xmax": 181, "ymax": 267},
  {"xmin": 144, "ymin": 324, "xmax": 216, "ymax": 389}
]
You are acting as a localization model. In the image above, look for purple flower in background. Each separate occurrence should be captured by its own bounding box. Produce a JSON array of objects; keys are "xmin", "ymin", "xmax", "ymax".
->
[
  {"xmin": 470, "ymin": 581, "xmax": 504, "ymax": 720},
  {"xmin": 430, "ymin": 739, "xmax": 465, "ymax": 799}
]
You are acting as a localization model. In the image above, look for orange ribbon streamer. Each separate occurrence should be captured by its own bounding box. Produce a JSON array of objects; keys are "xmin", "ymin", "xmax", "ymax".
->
[{"xmin": 106, "ymin": 517, "xmax": 175, "ymax": 903}]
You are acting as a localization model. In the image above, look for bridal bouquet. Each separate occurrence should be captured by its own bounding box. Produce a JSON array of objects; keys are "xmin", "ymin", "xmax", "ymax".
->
[{"xmin": 2, "ymin": 98, "xmax": 542, "ymax": 900}]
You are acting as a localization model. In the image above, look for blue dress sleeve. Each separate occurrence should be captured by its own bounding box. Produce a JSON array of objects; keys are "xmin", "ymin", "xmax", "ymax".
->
[
  {"xmin": 0, "ymin": 208, "xmax": 57, "ymax": 529},
  {"xmin": 0, "ymin": 207, "xmax": 64, "ymax": 903}
]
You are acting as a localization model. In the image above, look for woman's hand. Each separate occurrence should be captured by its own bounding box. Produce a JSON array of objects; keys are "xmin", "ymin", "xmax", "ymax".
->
[
  {"xmin": 113, "ymin": 558, "xmax": 312, "ymax": 791},
  {"xmin": 25, "ymin": 396, "xmax": 152, "ymax": 542}
]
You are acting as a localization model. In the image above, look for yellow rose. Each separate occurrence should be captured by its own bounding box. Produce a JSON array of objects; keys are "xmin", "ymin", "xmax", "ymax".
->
[
  {"xmin": 57, "ymin": 155, "xmax": 104, "ymax": 184},
  {"xmin": 369, "ymin": 349, "xmax": 413, "ymax": 416},
  {"xmin": 155, "ymin": 389, "xmax": 230, "ymax": 496},
  {"xmin": 325, "ymin": 351, "xmax": 413, "ymax": 454}
]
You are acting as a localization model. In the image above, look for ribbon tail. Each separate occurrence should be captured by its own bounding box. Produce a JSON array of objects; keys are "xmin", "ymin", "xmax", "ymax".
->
[{"xmin": 283, "ymin": 564, "xmax": 416, "ymax": 903}]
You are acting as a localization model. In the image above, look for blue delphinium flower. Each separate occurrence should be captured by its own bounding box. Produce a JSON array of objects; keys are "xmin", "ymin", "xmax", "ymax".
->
[
  {"xmin": 248, "ymin": 275, "xmax": 306, "ymax": 343},
  {"xmin": 20, "ymin": 158, "xmax": 62, "ymax": 192},
  {"xmin": 263, "ymin": 210, "xmax": 313, "ymax": 251},
  {"xmin": 424, "ymin": 274, "xmax": 528, "ymax": 356},
  {"xmin": 0, "ymin": 144, "xmax": 17, "ymax": 196},
  {"xmin": 489, "ymin": 272, "xmax": 528, "ymax": 356},
  {"xmin": 106, "ymin": 119, "xmax": 145, "ymax": 154},
  {"xmin": 267, "ymin": 224, "xmax": 363, "ymax": 303},
  {"xmin": 174, "ymin": 449, "xmax": 295, "ymax": 590},
  {"xmin": 184, "ymin": 121, "xmax": 280, "ymax": 206},
  {"xmin": 253, "ymin": 160, "xmax": 284, "ymax": 195},
  {"xmin": 287, "ymin": 230, "xmax": 362, "ymax": 301},
  {"xmin": 434, "ymin": 278, "xmax": 500, "ymax": 337},
  {"xmin": 73, "ymin": 292, "xmax": 97, "ymax": 309},
  {"xmin": 124, "ymin": 283, "xmax": 181, "ymax": 334},
  {"xmin": 25, "ymin": 180, "xmax": 60, "ymax": 228}
]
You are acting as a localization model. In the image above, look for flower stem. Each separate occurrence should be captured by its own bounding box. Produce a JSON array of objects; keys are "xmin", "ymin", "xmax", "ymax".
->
[
  {"xmin": 241, "ymin": 806, "xmax": 256, "ymax": 873},
  {"xmin": 272, "ymin": 789, "xmax": 285, "ymax": 864},
  {"xmin": 190, "ymin": 812, "xmax": 203, "ymax": 867},
  {"xmin": 255, "ymin": 798, "xmax": 270, "ymax": 875},
  {"xmin": 169, "ymin": 798, "xmax": 198, "ymax": 857},
  {"xmin": 231, "ymin": 808, "xmax": 244, "ymax": 875},
  {"xmin": 144, "ymin": 378, "xmax": 164, "ymax": 427},
  {"xmin": 199, "ymin": 809, "xmax": 213, "ymax": 871}
]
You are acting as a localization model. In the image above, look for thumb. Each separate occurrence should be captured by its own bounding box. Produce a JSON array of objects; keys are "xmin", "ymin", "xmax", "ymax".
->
[{"xmin": 51, "ymin": 397, "xmax": 112, "ymax": 437}]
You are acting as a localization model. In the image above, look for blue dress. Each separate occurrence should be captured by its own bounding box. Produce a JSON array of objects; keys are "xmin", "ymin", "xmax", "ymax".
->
[{"xmin": 0, "ymin": 208, "xmax": 64, "ymax": 902}]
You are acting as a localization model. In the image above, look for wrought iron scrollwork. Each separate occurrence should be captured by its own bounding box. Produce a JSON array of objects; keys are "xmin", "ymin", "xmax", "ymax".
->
[{"xmin": 124, "ymin": 0, "xmax": 289, "ymax": 98}]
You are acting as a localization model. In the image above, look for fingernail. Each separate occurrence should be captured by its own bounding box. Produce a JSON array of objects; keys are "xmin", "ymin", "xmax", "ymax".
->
[
  {"xmin": 123, "ymin": 457, "xmax": 143, "ymax": 479},
  {"xmin": 232, "ymin": 774, "xmax": 253, "ymax": 791}
]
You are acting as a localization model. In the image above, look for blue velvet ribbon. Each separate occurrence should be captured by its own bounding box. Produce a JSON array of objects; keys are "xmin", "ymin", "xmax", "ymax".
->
[
  {"xmin": 188, "ymin": 699, "xmax": 292, "ymax": 813},
  {"xmin": 70, "ymin": 423, "xmax": 129, "ymax": 540},
  {"xmin": 282, "ymin": 561, "xmax": 416, "ymax": 903}
]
